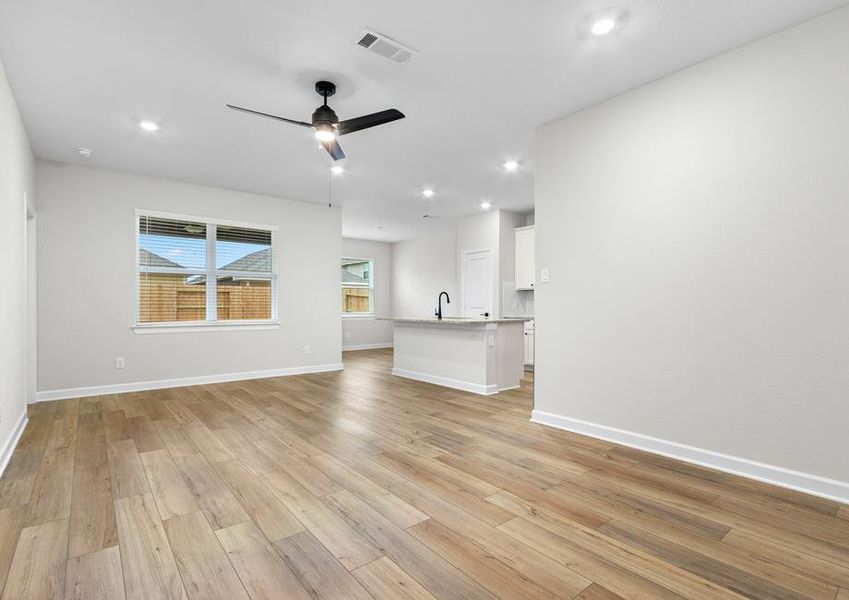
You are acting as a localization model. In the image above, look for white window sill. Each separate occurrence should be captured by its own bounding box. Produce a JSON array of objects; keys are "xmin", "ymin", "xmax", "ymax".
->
[
  {"xmin": 132, "ymin": 320, "xmax": 279, "ymax": 334},
  {"xmin": 342, "ymin": 313, "xmax": 375, "ymax": 320}
]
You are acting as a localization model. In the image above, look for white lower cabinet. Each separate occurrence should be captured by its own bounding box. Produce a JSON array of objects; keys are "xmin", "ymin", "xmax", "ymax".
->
[{"xmin": 524, "ymin": 322, "xmax": 534, "ymax": 366}]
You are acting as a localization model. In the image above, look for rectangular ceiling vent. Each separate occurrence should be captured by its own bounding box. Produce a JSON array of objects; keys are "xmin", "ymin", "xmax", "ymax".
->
[{"xmin": 355, "ymin": 29, "xmax": 416, "ymax": 63}]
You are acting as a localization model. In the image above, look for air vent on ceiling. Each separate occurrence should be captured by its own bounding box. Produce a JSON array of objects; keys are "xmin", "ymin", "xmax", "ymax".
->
[{"xmin": 355, "ymin": 29, "xmax": 416, "ymax": 63}]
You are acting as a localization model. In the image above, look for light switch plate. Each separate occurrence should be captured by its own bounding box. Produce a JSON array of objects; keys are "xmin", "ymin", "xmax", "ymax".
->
[{"xmin": 540, "ymin": 267, "xmax": 550, "ymax": 283}]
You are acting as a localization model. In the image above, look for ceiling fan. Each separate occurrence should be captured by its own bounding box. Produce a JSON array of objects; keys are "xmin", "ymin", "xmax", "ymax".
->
[{"xmin": 227, "ymin": 81, "xmax": 404, "ymax": 161}]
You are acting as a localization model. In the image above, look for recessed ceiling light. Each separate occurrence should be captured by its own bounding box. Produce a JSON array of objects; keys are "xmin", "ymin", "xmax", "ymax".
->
[
  {"xmin": 590, "ymin": 17, "xmax": 617, "ymax": 36},
  {"xmin": 503, "ymin": 160, "xmax": 519, "ymax": 172},
  {"xmin": 76, "ymin": 147, "xmax": 94, "ymax": 159},
  {"xmin": 480, "ymin": 201, "xmax": 492, "ymax": 210},
  {"xmin": 422, "ymin": 188, "xmax": 435, "ymax": 198},
  {"xmin": 139, "ymin": 120, "xmax": 159, "ymax": 132},
  {"xmin": 330, "ymin": 165, "xmax": 345, "ymax": 175}
]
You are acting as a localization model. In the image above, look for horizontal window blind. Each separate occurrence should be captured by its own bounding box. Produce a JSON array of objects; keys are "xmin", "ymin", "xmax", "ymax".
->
[{"xmin": 137, "ymin": 214, "xmax": 275, "ymax": 324}]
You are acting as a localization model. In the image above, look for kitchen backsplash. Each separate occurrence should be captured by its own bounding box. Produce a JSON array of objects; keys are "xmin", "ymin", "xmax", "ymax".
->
[{"xmin": 502, "ymin": 282, "xmax": 534, "ymax": 317}]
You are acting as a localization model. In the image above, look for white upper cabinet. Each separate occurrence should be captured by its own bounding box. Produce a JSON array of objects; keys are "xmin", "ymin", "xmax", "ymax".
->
[{"xmin": 515, "ymin": 225, "xmax": 535, "ymax": 290}]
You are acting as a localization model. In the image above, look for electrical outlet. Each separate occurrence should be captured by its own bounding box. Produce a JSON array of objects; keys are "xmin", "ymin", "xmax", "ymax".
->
[
  {"xmin": 303, "ymin": 345, "xmax": 311, "ymax": 355},
  {"xmin": 116, "ymin": 357, "xmax": 125, "ymax": 369},
  {"xmin": 346, "ymin": 331, "xmax": 351, "ymax": 340},
  {"xmin": 540, "ymin": 267, "xmax": 551, "ymax": 283}
]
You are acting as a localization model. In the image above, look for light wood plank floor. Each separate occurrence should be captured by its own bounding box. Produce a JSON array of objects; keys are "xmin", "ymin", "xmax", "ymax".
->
[{"xmin": 1, "ymin": 348, "xmax": 847, "ymax": 599}]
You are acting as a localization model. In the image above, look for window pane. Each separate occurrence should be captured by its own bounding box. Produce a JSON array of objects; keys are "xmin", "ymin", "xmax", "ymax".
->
[
  {"xmin": 137, "ymin": 215, "xmax": 276, "ymax": 324},
  {"xmin": 341, "ymin": 259, "xmax": 370, "ymax": 285},
  {"xmin": 217, "ymin": 276, "xmax": 272, "ymax": 321},
  {"xmin": 216, "ymin": 226, "xmax": 272, "ymax": 274},
  {"xmin": 342, "ymin": 286, "xmax": 371, "ymax": 313},
  {"xmin": 341, "ymin": 258, "xmax": 373, "ymax": 314},
  {"xmin": 138, "ymin": 217, "xmax": 206, "ymax": 271},
  {"xmin": 216, "ymin": 225, "xmax": 273, "ymax": 321},
  {"xmin": 138, "ymin": 273, "xmax": 206, "ymax": 322}
]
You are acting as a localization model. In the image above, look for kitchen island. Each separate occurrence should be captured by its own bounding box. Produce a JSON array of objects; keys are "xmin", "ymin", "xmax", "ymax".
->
[{"xmin": 381, "ymin": 317, "xmax": 531, "ymax": 395}]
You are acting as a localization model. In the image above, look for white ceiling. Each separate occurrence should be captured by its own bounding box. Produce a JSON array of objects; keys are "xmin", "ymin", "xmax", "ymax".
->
[{"xmin": 2, "ymin": 0, "xmax": 847, "ymax": 241}]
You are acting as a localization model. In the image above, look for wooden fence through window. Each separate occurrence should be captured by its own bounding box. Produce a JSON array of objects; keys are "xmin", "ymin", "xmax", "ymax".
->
[{"xmin": 139, "ymin": 274, "xmax": 271, "ymax": 322}]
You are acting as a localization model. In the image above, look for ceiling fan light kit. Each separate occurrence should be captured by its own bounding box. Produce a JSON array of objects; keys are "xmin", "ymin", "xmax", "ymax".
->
[{"xmin": 227, "ymin": 80, "xmax": 404, "ymax": 161}]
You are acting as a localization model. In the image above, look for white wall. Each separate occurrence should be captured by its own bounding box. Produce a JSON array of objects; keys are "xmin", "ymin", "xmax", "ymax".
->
[
  {"xmin": 0, "ymin": 58, "xmax": 35, "ymax": 469},
  {"xmin": 535, "ymin": 7, "xmax": 849, "ymax": 499},
  {"xmin": 342, "ymin": 238, "xmax": 393, "ymax": 349},
  {"xmin": 36, "ymin": 162, "xmax": 342, "ymax": 396},
  {"xmin": 392, "ymin": 229, "xmax": 458, "ymax": 318}
]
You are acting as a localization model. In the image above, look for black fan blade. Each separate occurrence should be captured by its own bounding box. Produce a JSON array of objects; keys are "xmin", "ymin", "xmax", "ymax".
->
[
  {"xmin": 322, "ymin": 138, "xmax": 345, "ymax": 161},
  {"xmin": 336, "ymin": 109, "xmax": 404, "ymax": 136},
  {"xmin": 226, "ymin": 104, "xmax": 313, "ymax": 128}
]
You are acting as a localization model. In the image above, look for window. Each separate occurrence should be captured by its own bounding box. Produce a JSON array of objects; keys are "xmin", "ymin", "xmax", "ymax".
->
[
  {"xmin": 137, "ymin": 212, "xmax": 276, "ymax": 327},
  {"xmin": 341, "ymin": 258, "xmax": 373, "ymax": 316}
]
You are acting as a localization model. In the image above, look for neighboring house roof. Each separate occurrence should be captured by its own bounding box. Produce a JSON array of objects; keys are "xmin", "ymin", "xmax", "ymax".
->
[
  {"xmin": 139, "ymin": 248, "xmax": 184, "ymax": 269},
  {"xmin": 184, "ymin": 247, "xmax": 272, "ymax": 285},
  {"xmin": 219, "ymin": 248, "xmax": 271, "ymax": 272},
  {"xmin": 341, "ymin": 269, "xmax": 366, "ymax": 285}
]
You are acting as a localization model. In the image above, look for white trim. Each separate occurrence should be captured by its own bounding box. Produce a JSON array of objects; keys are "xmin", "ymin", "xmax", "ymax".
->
[
  {"xmin": 36, "ymin": 363, "xmax": 344, "ymax": 402},
  {"xmin": 0, "ymin": 412, "xmax": 28, "ymax": 478},
  {"xmin": 133, "ymin": 320, "xmax": 279, "ymax": 334},
  {"xmin": 342, "ymin": 313, "xmax": 375, "ymax": 320},
  {"xmin": 531, "ymin": 410, "xmax": 849, "ymax": 505},
  {"xmin": 392, "ymin": 368, "xmax": 498, "ymax": 396},
  {"xmin": 343, "ymin": 343, "xmax": 394, "ymax": 351},
  {"xmin": 134, "ymin": 208, "xmax": 279, "ymax": 232}
]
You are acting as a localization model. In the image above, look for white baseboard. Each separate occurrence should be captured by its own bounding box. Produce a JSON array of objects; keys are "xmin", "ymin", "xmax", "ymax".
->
[
  {"xmin": 0, "ymin": 411, "xmax": 28, "ymax": 478},
  {"xmin": 36, "ymin": 363, "xmax": 345, "ymax": 402},
  {"xmin": 343, "ymin": 343, "xmax": 394, "ymax": 351},
  {"xmin": 498, "ymin": 385, "xmax": 521, "ymax": 392},
  {"xmin": 392, "ymin": 368, "xmax": 497, "ymax": 396},
  {"xmin": 531, "ymin": 410, "xmax": 849, "ymax": 505}
]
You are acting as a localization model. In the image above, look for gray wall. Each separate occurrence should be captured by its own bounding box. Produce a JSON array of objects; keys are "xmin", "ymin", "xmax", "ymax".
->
[
  {"xmin": 342, "ymin": 237, "xmax": 393, "ymax": 349},
  {"xmin": 535, "ymin": 7, "xmax": 849, "ymax": 486},
  {"xmin": 36, "ymin": 162, "xmax": 342, "ymax": 394},
  {"xmin": 392, "ymin": 229, "xmax": 458, "ymax": 318},
  {"xmin": 0, "ymin": 58, "xmax": 35, "ymax": 463},
  {"xmin": 498, "ymin": 210, "xmax": 527, "ymax": 306},
  {"xmin": 393, "ymin": 211, "xmax": 526, "ymax": 320}
]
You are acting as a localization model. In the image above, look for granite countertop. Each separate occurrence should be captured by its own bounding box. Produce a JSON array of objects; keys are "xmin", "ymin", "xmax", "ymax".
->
[{"xmin": 380, "ymin": 317, "xmax": 532, "ymax": 325}]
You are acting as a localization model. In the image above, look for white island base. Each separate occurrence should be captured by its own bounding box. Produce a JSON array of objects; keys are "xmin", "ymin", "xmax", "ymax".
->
[{"xmin": 386, "ymin": 318, "xmax": 529, "ymax": 395}]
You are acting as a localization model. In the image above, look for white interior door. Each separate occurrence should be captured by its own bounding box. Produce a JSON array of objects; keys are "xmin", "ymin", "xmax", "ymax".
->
[{"xmin": 462, "ymin": 249, "xmax": 493, "ymax": 317}]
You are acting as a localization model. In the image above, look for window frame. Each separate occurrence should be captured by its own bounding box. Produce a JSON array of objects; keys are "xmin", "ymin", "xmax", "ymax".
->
[
  {"xmin": 341, "ymin": 256, "xmax": 375, "ymax": 319},
  {"xmin": 133, "ymin": 209, "xmax": 279, "ymax": 333}
]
